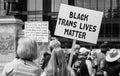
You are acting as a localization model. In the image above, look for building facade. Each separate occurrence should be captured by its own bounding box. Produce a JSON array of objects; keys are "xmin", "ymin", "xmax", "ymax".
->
[{"xmin": 0, "ymin": 0, "xmax": 120, "ymax": 48}]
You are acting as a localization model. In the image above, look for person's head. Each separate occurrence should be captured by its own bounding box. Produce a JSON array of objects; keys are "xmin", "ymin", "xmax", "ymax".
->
[
  {"xmin": 16, "ymin": 37, "xmax": 38, "ymax": 61},
  {"xmin": 100, "ymin": 42, "xmax": 109, "ymax": 54},
  {"xmin": 49, "ymin": 39, "xmax": 61, "ymax": 52},
  {"xmin": 78, "ymin": 47, "xmax": 90, "ymax": 59},
  {"xmin": 91, "ymin": 50, "xmax": 97, "ymax": 60},
  {"xmin": 106, "ymin": 49, "xmax": 120, "ymax": 63},
  {"xmin": 74, "ymin": 44, "xmax": 80, "ymax": 53}
]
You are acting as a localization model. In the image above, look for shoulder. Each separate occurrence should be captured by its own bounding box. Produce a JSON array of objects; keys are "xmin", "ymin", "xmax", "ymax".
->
[
  {"xmin": 2, "ymin": 58, "xmax": 19, "ymax": 75},
  {"xmin": 85, "ymin": 60, "xmax": 92, "ymax": 67},
  {"xmin": 86, "ymin": 59, "xmax": 92, "ymax": 63},
  {"xmin": 27, "ymin": 61, "xmax": 43, "ymax": 72},
  {"xmin": 67, "ymin": 66, "xmax": 76, "ymax": 76},
  {"xmin": 4, "ymin": 58, "xmax": 19, "ymax": 68},
  {"xmin": 97, "ymin": 53, "xmax": 105, "ymax": 58},
  {"xmin": 40, "ymin": 70, "xmax": 53, "ymax": 76},
  {"xmin": 40, "ymin": 71, "xmax": 47, "ymax": 76}
]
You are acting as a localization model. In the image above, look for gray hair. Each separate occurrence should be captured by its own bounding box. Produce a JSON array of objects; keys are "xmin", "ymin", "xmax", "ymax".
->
[{"xmin": 17, "ymin": 37, "xmax": 38, "ymax": 61}]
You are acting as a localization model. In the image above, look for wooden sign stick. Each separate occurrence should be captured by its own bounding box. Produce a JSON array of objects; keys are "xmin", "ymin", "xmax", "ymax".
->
[{"xmin": 68, "ymin": 40, "xmax": 76, "ymax": 67}]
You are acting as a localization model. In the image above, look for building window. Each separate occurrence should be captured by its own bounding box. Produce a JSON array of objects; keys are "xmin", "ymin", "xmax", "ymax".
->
[
  {"xmin": 84, "ymin": 0, "xmax": 91, "ymax": 9},
  {"xmin": 98, "ymin": 0, "xmax": 105, "ymax": 11},
  {"xmin": 112, "ymin": 23, "xmax": 119, "ymax": 37},
  {"xmin": 91, "ymin": 0, "xmax": 97, "ymax": 10},
  {"xmin": 105, "ymin": 23, "xmax": 111, "ymax": 37},
  {"xmin": 52, "ymin": 0, "xmax": 68, "ymax": 12},
  {"xmin": 99, "ymin": 24, "xmax": 105, "ymax": 37},
  {"xmin": 27, "ymin": 0, "xmax": 42, "ymax": 21}
]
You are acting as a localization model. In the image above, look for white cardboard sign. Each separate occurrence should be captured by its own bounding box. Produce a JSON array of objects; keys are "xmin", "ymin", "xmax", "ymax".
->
[
  {"xmin": 24, "ymin": 21, "xmax": 49, "ymax": 42},
  {"xmin": 55, "ymin": 4, "xmax": 103, "ymax": 44}
]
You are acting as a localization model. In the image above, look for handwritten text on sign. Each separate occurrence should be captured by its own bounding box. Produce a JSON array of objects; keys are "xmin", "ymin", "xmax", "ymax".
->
[
  {"xmin": 55, "ymin": 4, "xmax": 103, "ymax": 44},
  {"xmin": 25, "ymin": 21, "xmax": 48, "ymax": 42}
]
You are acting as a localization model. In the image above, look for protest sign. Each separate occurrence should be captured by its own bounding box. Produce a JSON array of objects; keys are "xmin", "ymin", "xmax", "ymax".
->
[
  {"xmin": 55, "ymin": 4, "xmax": 103, "ymax": 44},
  {"xmin": 55, "ymin": 4, "xmax": 103, "ymax": 67},
  {"xmin": 24, "ymin": 21, "xmax": 49, "ymax": 42}
]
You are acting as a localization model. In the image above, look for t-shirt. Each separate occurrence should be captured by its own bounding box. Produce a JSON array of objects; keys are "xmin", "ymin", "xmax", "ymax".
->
[{"xmin": 102, "ymin": 61, "xmax": 120, "ymax": 76}]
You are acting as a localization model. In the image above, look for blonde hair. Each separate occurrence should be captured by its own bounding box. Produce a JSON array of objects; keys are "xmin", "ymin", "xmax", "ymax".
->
[
  {"xmin": 49, "ymin": 39, "xmax": 61, "ymax": 49},
  {"xmin": 17, "ymin": 37, "xmax": 38, "ymax": 61},
  {"xmin": 45, "ymin": 48, "xmax": 71, "ymax": 76},
  {"xmin": 55, "ymin": 49, "xmax": 68, "ymax": 76}
]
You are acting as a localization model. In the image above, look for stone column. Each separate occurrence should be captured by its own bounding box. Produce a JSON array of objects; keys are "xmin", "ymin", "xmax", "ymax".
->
[
  {"xmin": 0, "ymin": 16, "xmax": 23, "ymax": 73},
  {"xmin": 0, "ymin": 0, "xmax": 5, "ymax": 16}
]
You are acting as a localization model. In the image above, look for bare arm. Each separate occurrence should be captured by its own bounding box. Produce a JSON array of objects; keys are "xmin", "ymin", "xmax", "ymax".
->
[
  {"xmin": 103, "ymin": 71, "xmax": 107, "ymax": 76},
  {"xmin": 86, "ymin": 60, "xmax": 95, "ymax": 76}
]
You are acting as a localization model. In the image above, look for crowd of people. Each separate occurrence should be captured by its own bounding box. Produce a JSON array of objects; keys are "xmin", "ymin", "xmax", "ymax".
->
[{"xmin": 1, "ymin": 37, "xmax": 120, "ymax": 76}]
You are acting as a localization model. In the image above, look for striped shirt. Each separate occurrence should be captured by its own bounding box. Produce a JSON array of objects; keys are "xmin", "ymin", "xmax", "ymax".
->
[{"xmin": 1, "ymin": 58, "xmax": 42, "ymax": 76}]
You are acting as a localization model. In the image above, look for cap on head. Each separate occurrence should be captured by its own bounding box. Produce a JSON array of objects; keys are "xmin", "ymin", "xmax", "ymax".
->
[{"xmin": 79, "ymin": 47, "xmax": 90, "ymax": 54}]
